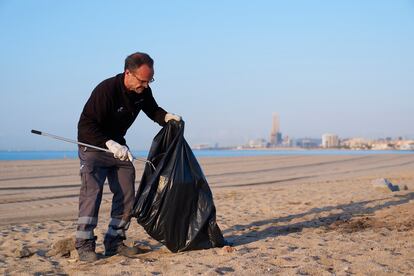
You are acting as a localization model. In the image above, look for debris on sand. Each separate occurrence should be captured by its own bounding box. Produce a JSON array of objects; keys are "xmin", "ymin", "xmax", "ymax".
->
[
  {"xmin": 372, "ymin": 178, "xmax": 400, "ymax": 192},
  {"xmin": 47, "ymin": 236, "xmax": 76, "ymax": 257}
]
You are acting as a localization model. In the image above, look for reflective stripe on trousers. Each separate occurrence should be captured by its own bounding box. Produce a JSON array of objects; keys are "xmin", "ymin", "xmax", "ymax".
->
[{"xmin": 76, "ymin": 216, "xmax": 98, "ymax": 239}]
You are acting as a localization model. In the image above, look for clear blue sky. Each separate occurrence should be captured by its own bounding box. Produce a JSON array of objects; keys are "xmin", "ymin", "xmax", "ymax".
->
[{"xmin": 1, "ymin": 0, "xmax": 413, "ymax": 150}]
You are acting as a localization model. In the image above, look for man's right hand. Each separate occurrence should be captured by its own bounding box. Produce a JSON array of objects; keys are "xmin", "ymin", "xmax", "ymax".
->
[{"xmin": 105, "ymin": 140, "xmax": 133, "ymax": 162}]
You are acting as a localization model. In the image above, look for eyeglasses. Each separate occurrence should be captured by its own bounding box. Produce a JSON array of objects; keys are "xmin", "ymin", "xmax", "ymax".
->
[{"xmin": 129, "ymin": 71, "xmax": 155, "ymax": 85}]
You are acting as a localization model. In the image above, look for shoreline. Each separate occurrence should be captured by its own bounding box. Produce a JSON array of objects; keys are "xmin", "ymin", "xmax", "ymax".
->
[{"xmin": 0, "ymin": 148, "xmax": 413, "ymax": 162}]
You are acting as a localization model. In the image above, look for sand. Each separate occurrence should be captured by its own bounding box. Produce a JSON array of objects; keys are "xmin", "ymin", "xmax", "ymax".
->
[{"xmin": 0, "ymin": 154, "xmax": 414, "ymax": 275}]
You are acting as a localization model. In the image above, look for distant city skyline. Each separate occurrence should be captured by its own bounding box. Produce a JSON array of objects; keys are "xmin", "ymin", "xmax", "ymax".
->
[
  {"xmin": 198, "ymin": 110, "xmax": 414, "ymax": 151},
  {"xmin": 1, "ymin": 1, "xmax": 413, "ymax": 150}
]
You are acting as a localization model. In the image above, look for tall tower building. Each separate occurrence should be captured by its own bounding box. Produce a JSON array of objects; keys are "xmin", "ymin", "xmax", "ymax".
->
[{"xmin": 270, "ymin": 113, "xmax": 282, "ymax": 146}]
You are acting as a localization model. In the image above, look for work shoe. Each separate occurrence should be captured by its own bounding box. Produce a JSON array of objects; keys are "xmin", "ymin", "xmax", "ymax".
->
[
  {"xmin": 78, "ymin": 250, "xmax": 98, "ymax": 262},
  {"xmin": 76, "ymin": 237, "xmax": 98, "ymax": 262},
  {"xmin": 104, "ymin": 243, "xmax": 139, "ymax": 257}
]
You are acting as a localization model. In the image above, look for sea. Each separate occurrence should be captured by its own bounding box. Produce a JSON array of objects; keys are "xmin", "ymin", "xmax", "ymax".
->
[{"xmin": 0, "ymin": 149, "xmax": 413, "ymax": 161}]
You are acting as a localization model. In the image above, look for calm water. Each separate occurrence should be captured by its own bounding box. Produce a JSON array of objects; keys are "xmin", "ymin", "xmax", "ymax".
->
[{"xmin": 0, "ymin": 149, "xmax": 412, "ymax": 161}]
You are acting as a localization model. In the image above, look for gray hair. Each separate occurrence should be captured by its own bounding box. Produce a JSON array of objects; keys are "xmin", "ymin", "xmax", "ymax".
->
[{"xmin": 124, "ymin": 52, "xmax": 154, "ymax": 71}]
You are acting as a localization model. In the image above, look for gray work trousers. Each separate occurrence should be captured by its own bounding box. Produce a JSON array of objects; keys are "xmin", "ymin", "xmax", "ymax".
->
[{"xmin": 75, "ymin": 147, "xmax": 135, "ymax": 249}]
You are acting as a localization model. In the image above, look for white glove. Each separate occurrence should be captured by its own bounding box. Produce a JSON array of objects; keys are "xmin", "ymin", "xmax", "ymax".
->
[
  {"xmin": 105, "ymin": 140, "xmax": 133, "ymax": 162},
  {"xmin": 165, "ymin": 113, "xmax": 181, "ymax": 123}
]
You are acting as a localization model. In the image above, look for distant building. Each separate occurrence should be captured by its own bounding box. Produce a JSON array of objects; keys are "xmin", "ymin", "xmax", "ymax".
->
[
  {"xmin": 371, "ymin": 143, "xmax": 394, "ymax": 150},
  {"xmin": 269, "ymin": 113, "xmax": 282, "ymax": 146},
  {"xmin": 192, "ymin": 143, "xmax": 211, "ymax": 150},
  {"xmin": 322, "ymin": 133, "xmax": 339, "ymax": 148},
  {"xmin": 282, "ymin": 136, "xmax": 293, "ymax": 147},
  {"xmin": 341, "ymin": 137, "xmax": 371, "ymax": 149},
  {"xmin": 399, "ymin": 141, "xmax": 414, "ymax": 150},
  {"xmin": 248, "ymin": 138, "xmax": 267, "ymax": 148},
  {"xmin": 296, "ymin": 138, "xmax": 321, "ymax": 148}
]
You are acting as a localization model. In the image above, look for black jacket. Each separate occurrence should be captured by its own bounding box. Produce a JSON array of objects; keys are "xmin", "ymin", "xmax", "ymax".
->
[{"xmin": 78, "ymin": 73, "xmax": 167, "ymax": 148}]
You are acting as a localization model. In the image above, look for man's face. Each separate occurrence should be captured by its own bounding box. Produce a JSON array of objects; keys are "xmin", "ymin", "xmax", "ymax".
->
[{"xmin": 124, "ymin": 64, "xmax": 154, "ymax": 93}]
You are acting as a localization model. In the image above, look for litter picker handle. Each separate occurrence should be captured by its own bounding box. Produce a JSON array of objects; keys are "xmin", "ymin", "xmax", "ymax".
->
[
  {"xmin": 31, "ymin": 130, "xmax": 42, "ymax": 135},
  {"xmin": 31, "ymin": 129, "xmax": 112, "ymax": 153},
  {"xmin": 30, "ymin": 129, "xmax": 155, "ymax": 170}
]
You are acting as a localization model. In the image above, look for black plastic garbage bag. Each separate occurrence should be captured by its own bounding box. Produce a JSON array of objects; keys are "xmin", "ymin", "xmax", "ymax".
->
[{"xmin": 132, "ymin": 121, "xmax": 225, "ymax": 252}]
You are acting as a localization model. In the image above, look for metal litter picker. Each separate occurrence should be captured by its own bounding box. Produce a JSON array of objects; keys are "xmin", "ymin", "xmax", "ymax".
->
[{"xmin": 30, "ymin": 129, "xmax": 155, "ymax": 170}]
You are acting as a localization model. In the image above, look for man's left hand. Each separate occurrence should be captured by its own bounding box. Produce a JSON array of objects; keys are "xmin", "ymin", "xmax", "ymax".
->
[{"xmin": 165, "ymin": 113, "xmax": 181, "ymax": 123}]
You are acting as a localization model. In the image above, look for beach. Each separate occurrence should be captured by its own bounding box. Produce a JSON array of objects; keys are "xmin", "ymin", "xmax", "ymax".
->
[{"xmin": 0, "ymin": 154, "xmax": 413, "ymax": 275}]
